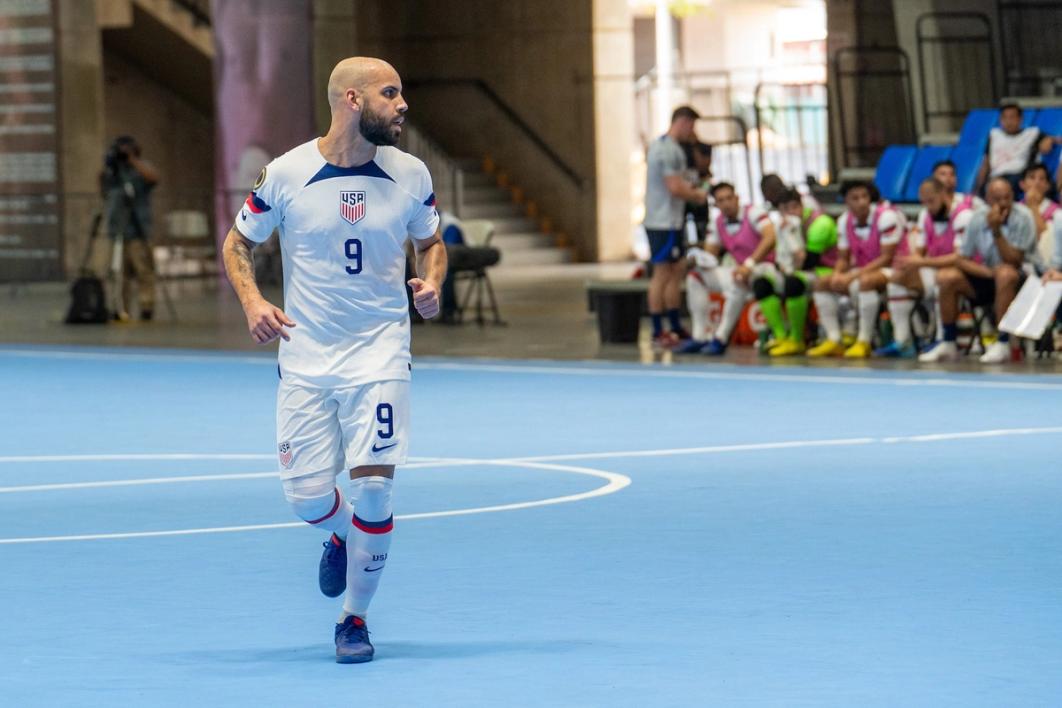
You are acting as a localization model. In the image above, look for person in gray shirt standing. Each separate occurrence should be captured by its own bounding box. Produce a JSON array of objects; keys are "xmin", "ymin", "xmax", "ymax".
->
[
  {"xmin": 920, "ymin": 177, "xmax": 1040, "ymax": 364},
  {"xmin": 644, "ymin": 105, "xmax": 708, "ymax": 347}
]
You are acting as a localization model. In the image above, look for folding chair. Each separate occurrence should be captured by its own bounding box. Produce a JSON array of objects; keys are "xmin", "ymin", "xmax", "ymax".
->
[{"xmin": 454, "ymin": 219, "xmax": 505, "ymax": 326}]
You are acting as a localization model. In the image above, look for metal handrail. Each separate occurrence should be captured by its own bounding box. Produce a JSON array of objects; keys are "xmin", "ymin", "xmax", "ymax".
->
[
  {"xmin": 406, "ymin": 78, "xmax": 584, "ymax": 188},
  {"xmin": 398, "ymin": 122, "xmax": 466, "ymax": 217}
]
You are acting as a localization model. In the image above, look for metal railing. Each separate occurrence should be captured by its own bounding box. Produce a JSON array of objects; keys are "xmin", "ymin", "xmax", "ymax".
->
[
  {"xmin": 405, "ymin": 78, "xmax": 584, "ymax": 189},
  {"xmin": 633, "ymin": 64, "xmax": 828, "ymax": 199},
  {"xmin": 695, "ymin": 115, "xmax": 755, "ymax": 201},
  {"xmin": 753, "ymin": 82, "xmax": 829, "ymax": 187},
  {"xmin": 916, "ymin": 12, "xmax": 998, "ymax": 134},
  {"xmin": 398, "ymin": 122, "xmax": 465, "ymax": 217},
  {"xmin": 832, "ymin": 46, "xmax": 917, "ymax": 168},
  {"xmin": 998, "ymin": 0, "xmax": 1062, "ymax": 97}
]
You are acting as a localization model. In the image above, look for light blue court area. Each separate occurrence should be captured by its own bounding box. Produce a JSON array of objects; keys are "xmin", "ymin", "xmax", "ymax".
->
[{"xmin": 3, "ymin": 347, "xmax": 1062, "ymax": 707}]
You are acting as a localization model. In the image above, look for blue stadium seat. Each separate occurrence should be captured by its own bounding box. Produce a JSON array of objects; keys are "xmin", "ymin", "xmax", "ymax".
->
[
  {"xmin": 1042, "ymin": 145, "xmax": 1061, "ymax": 181},
  {"xmin": 950, "ymin": 143, "xmax": 984, "ymax": 195},
  {"xmin": 957, "ymin": 109, "xmax": 999, "ymax": 152},
  {"xmin": 1034, "ymin": 107, "xmax": 1062, "ymax": 135},
  {"xmin": 873, "ymin": 145, "xmax": 917, "ymax": 203},
  {"xmin": 902, "ymin": 145, "xmax": 953, "ymax": 202}
]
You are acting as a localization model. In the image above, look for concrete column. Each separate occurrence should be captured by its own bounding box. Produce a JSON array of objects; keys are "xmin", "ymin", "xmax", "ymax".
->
[
  {"xmin": 57, "ymin": 0, "xmax": 106, "ymax": 274},
  {"xmin": 653, "ymin": 0, "xmax": 673, "ymax": 135},
  {"xmin": 210, "ymin": 0, "xmax": 315, "ymax": 254},
  {"xmin": 593, "ymin": 0, "xmax": 635, "ymax": 261},
  {"xmin": 312, "ymin": 0, "xmax": 357, "ymax": 135}
]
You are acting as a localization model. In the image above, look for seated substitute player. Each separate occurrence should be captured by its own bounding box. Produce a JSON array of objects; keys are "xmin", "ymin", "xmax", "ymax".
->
[
  {"xmin": 875, "ymin": 177, "xmax": 974, "ymax": 358},
  {"xmin": 808, "ymin": 180, "xmax": 905, "ymax": 358},
  {"xmin": 1045, "ymin": 229, "xmax": 1062, "ymax": 281},
  {"xmin": 1019, "ymin": 163, "xmax": 1062, "ymax": 246},
  {"xmin": 931, "ymin": 158, "xmax": 984, "ymax": 212},
  {"xmin": 765, "ymin": 187, "xmax": 838, "ymax": 356},
  {"xmin": 920, "ymin": 178, "xmax": 1040, "ymax": 364},
  {"xmin": 222, "ymin": 57, "xmax": 447, "ymax": 664},
  {"xmin": 679, "ymin": 182, "xmax": 777, "ymax": 355}
]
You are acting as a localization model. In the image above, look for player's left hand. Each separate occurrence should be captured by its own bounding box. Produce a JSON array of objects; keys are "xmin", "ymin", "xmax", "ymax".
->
[
  {"xmin": 408, "ymin": 277, "xmax": 440, "ymax": 319},
  {"xmin": 733, "ymin": 265, "xmax": 751, "ymax": 283}
]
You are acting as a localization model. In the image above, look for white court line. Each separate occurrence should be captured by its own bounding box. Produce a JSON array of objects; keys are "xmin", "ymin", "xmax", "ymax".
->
[
  {"xmin": 881, "ymin": 427, "xmax": 1062, "ymax": 443},
  {"xmin": 0, "ymin": 459, "xmax": 631, "ymax": 544},
  {"xmin": 0, "ymin": 459, "xmax": 459, "ymax": 494},
  {"xmin": 416, "ymin": 361, "xmax": 1062, "ymax": 392},
  {"xmin": 0, "ymin": 454, "xmax": 444, "ymax": 464},
  {"xmin": 5, "ymin": 347, "xmax": 1062, "ymax": 391},
  {"xmin": 3, "ymin": 425, "xmax": 1061, "ymax": 544},
  {"xmin": 2, "ymin": 427, "xmax": 1060, "ymax": 494}
]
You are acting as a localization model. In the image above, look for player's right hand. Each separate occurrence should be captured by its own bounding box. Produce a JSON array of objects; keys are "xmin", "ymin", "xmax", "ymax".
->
[{"xmin": 245, "ymin": 299, "xmax": 295, "ymax": 344}]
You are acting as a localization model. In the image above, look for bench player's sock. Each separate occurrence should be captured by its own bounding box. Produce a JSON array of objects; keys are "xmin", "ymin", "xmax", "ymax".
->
[
  {"xmin": 785, "ymin": 294, "xmax": 808, "ymax": 343},
  {"xmin": 812, "ymin": 291, "xmax": 841, "ymax": 341},
  {"xmin": 343, "ymin": 476, "xmax": 394, "ymax": 619},
  {"xmin": 857, "ymin": 289, "xmax": 880, "ymax": 343},
  {"xmin": 758, "ymin": 294, "xmax": 786, "ymax": 340},
  {"xmin": 886, "ymin": 283, "xmax": 916, "ymax": 346}
]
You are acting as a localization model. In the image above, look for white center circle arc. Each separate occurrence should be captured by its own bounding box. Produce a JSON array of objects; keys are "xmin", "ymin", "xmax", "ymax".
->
[{"xmin": 0, "ymin": 457, "xmax": 631, "ymax": 545}]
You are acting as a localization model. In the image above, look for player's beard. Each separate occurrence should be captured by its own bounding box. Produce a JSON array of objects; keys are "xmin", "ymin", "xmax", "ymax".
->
[{"xmin": 359, "ymin": 105, "xmax": 400, "ymax": 146}]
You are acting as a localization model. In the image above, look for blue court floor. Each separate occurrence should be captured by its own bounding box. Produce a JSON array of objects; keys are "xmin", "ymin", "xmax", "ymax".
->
[{"xmin": 1, "ymin": 346, "xmax": 1061, "ymax": 707}]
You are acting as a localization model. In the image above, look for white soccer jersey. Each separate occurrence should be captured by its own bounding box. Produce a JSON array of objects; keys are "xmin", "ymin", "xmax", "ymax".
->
[
  {"xmin": 837, "ymin": 204, "xmax": 904, "ymax": 250},
  {"xmin": 705, "ymin": 205, "xmax": 771, "ymax": 248},
  {"xmin": 912, "ymin": 199, "xmax": 975, "ymax": 251},
  {"xmin": 234, "ymin": 139, "xmax": 440, "ymax": 389}
]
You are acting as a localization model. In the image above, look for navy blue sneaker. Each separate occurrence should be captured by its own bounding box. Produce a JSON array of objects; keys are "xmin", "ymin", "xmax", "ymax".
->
[
  {"xmin": 673, "ymin": 338, "xmax": 707, "ymax": 354},
  {"xmin": 319, "ymin": 534, "xmax": 346, "ymax": 598},
  {"xmin": 700, "ymin": 338, "xmax": 728, "ymax": 356},
  {"xmin": 335, "ymin": 615, "xmax": 374, "ymax": 663}
]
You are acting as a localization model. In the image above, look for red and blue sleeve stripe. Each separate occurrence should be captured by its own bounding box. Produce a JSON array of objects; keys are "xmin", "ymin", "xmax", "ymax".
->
[{"xmin": 244, "ymin": 191, "xmax": 272, "ymax": 214}]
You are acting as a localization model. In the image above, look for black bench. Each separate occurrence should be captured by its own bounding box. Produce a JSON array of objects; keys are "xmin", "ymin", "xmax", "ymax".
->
[{"xmin": 586, "ymin": 279, "xmax": 688, "ymax": 344}]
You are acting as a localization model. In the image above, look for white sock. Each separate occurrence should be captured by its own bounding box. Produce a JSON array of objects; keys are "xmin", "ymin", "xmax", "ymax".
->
[
  {"xmin": 686, "ymin": 273, "xmax": 711, "ymax": 341},
  {"xmin": 857, "ymin": 290, "xmax": 881, "ymax": 344},
  {"xmin": 716, "ymin": 286, "xmax": 747, "ymax": 343},
  {"xmin": 343, "ymin": 476, "xmax": 394, "ymax": 619},
  {"xmin": 282, "ymin": 474, "xmax": 352, "ymax": 540},
  {"xmin": 812, "ymin": 291, "xmax": 841, "ymax": 342},
  {"xmin": 886, "ymin": 283, "xmax": 916, "ymax": 346}
]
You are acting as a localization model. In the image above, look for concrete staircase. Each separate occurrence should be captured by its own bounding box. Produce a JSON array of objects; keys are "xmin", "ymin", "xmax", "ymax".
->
[{"xmin": 457, "ymin": 161, "xmax": 571, "ymax": 267}]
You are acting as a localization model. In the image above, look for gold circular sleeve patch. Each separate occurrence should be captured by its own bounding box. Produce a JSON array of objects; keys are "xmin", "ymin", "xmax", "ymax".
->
[{"xmin": 253, "ymin": 167, "xmax": 267, "ymax": 191}]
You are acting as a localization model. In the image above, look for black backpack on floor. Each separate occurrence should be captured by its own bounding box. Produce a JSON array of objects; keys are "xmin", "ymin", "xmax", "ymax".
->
[
  {"xmin": 65, "ymin": 211, "xmax": 110, "ymax": 325},
  {"xmin": 65, "ymin": 274, "xmax": 108, "ymax": 324}
]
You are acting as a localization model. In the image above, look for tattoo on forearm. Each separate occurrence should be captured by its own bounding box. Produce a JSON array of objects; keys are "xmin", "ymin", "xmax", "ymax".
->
[{"xmin": 223, "ymin": 233, "xmax": 261, "ymax": 305}]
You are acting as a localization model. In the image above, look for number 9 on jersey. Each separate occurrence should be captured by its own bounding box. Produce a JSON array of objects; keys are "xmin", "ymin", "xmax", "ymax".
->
[{"xmin": 345, "ymin": 238, "xmax": 362, "ymax": 275}]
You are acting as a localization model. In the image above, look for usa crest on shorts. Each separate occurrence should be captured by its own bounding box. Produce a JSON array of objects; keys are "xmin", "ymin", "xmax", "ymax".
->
[
  {"xmin": 278, "ymin": 441, "xmax": 293, "ymax": 469},
  {"xmin": 340, "ymin": 191, "xmax": 366, "ymax": 225}
]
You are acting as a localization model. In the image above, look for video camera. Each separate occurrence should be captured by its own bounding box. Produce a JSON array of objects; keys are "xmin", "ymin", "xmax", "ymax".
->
[{"xmin": 104, "ymin": 135, "xmax": 138, "ymax": 174}]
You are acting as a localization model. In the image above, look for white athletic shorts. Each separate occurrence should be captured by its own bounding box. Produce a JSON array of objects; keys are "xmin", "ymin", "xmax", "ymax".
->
[{"xmin": 275, "ymin": 379, "xmax": 410, "ymax": 479}]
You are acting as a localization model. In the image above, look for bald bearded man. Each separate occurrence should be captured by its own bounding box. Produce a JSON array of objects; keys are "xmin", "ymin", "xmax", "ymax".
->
[{"xmin": 223, "ymin": 57, "xmax": 447, "ymax": 663}]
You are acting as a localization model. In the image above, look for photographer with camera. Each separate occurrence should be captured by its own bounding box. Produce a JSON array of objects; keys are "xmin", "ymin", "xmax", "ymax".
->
[{"xmin": 98, "ymin": 135, "xmax": 160, "ymax": 321}]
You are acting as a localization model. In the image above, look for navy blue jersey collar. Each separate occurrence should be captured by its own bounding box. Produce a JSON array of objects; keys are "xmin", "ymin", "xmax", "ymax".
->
[{"xmin": 305, "ymin": 160, "xmax": 395, "ymax": 187}]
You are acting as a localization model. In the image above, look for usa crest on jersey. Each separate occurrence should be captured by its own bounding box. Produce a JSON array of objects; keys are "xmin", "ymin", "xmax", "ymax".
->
[{"xmin": 340, "ymin": 191, "xmax": 366, "ymax": 225}]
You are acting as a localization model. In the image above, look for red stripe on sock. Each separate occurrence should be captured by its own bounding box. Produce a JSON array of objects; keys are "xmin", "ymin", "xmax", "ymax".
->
[
  {"xmin": 307, "ymin": 489, "xmax": 341, "ymax": 525},
  {"xmin": 352, "ymin": 514, "xmax": 393, "ymax": 534}
]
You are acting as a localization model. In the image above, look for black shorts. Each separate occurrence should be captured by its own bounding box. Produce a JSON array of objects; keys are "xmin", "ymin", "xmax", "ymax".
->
[
  {"xmin": 646, "ymin": 228, "xmax": 686, "ymax": 264},
  {"xmin": 966, "ymin": 271, "xmax": 1026, "ymax": 307}
]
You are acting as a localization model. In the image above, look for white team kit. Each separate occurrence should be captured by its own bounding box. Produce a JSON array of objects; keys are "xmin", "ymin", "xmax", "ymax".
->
[{"xmin": 234, "ymin": 138, "xmax": 440, "ymax": 477}]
